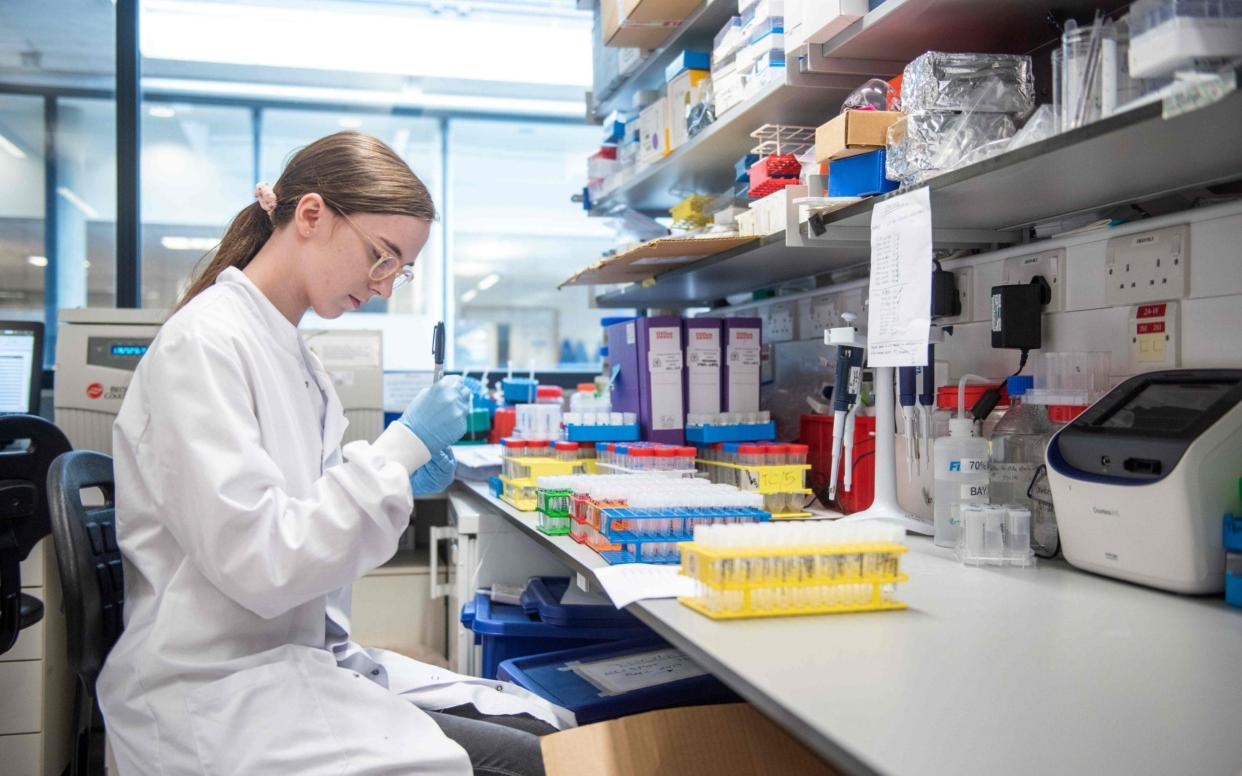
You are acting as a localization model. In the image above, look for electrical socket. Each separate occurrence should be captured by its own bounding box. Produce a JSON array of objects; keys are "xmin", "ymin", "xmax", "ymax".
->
[
  {"xmin": 767, "ymin": 302, "xmax": 797, "ymax": 342},
  {"xmin": 808, "ymin": 293, "xmax": 838, "ymax": 332},
  {"xmin": 1004, "ymin": 247, "xmax": 1065, "ymax": 312},
  {"xmin": 1105, "ymin": 224, "xmax": 1189, "ymax": 306},
  {"xmin": 935, "ymin": 267, "xmax": 974, "ymax": 324}
]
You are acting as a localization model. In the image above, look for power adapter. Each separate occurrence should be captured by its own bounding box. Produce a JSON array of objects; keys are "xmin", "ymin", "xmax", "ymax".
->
[{"xmin": 990, "ymin": 277, "xmax": 1050, "ymax": 350}]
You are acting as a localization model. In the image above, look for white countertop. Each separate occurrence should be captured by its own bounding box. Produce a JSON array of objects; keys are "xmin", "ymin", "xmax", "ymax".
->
[{"xmin": 453, "ymin": 480, "xmax": 1242, "ymax": 776}]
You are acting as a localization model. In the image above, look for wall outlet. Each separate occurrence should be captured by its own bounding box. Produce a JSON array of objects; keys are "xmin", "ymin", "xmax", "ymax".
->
[
  {"xmin": 1004, "ymin": 247, "xmax": 1066, "ymax": 312},
  {"xmin": 935, "ymin": 267, "xmax": 974, "ymax": 324},
  {"xmin": 808, "ymin": 293, "xmax": 839, "ymax": 332},
  {"xmin": 1105, "ymin": 224, "xmax": 1189, "ymax": 306}
]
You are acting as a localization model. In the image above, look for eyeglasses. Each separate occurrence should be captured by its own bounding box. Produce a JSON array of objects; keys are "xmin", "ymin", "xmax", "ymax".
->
[{"xmin": 339, "ymin": 212, "xmax": 415, "ymax": 290}]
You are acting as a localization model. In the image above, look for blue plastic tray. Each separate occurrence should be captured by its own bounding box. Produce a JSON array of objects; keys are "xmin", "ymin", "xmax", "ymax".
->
[
  {"xmin": 565, "ymin": 424, "xmax": 641, "ymax": 443},
  {"xmin": 497, "ymin": 638, "xmax": 736, "ymax": 725},
  {"xmin": 519, "ymin": 577, "xmax": 640, "ymax": 629},
  {"xmin": 460, "ymin": 593, "xmax": 650, "ymax": 679},
  {"xmin": 685, "ymin": 422, "xmax": 777, "ymax": 443},
  {"xmin": 502, "ymin": 378, "xmax": 538, "ymax": 404}
]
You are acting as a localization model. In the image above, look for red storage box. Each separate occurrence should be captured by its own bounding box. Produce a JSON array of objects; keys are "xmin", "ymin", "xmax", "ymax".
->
[
  {"xmin": 747, "ymin": 155, "xmax": 802, "ymax": 198},
  {"xmin": 799, "ymin": 414, "xmax": 875, "ymax": 515}
]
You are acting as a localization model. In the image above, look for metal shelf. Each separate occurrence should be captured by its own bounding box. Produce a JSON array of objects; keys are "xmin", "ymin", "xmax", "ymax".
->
[
  {"xmin": 593, "ymin": 231, "xmax": 870, "ymax": 308},
  {"xmin": 593, "ymin": 73, "xmax": 861, "ymax": 215},
  {"xmin": 813, "ymin": 0, "xmax": 1131, "ymax": 75},
  {"xmin": 596, "ymin": 80, "xmax": 1242, "ymax": 309},
  {"xmin": 592, "ymin": 0, "xmax": 738, "ymax": 120}
]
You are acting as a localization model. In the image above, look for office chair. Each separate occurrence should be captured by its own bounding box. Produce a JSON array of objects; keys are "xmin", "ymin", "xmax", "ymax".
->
[
  {"xmin": 0, "ymin": 414, "xmax": 72, "ymax": 655},
  {"xmin": 48, "ymin": 450, "xmax": 121, "ymax": 776}
]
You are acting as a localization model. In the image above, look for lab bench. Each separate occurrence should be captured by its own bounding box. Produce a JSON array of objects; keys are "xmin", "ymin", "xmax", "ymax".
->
[{"xmin": 451, "ymin": 478, "xmax": 1242, "ymax": 776}]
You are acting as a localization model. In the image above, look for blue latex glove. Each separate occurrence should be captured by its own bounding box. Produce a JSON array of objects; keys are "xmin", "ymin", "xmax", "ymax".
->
[
  {"xmin": 411, "ymin": 448, "xmax": 457, "ymax": 495},
  {"xmin": 400, "ymin": 375, "xmax": 471, "ymax": 457}
]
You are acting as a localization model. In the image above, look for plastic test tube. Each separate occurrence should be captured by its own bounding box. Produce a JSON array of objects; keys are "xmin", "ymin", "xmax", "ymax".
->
[
  {"xmin": 615, "ymin": 444, "xmax": 628, "ymax": 470},
  {"xmin": 739, "ymin": 445, "xmax": 762, "ymax": 468},
  {"xmin": 656, "ymin": 447, "xmax": 678, "ymax": 471},
  {"xmin": 787, "ymin": 444, "xmax": 808, "ymax": 466},
  {"xmin": 1004, "ymin": 504, "xmax": 1032, "ymax": 561},
  {"xmin": 983, "ymin": 505, "xmax": 1007, "ymax": 561}
]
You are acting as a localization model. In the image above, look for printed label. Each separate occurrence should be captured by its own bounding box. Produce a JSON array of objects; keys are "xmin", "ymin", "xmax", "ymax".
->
[
  {"xmin": 948, "ymin": 458, "xmax": 988, "ymax": 473},
  {"xmin": 687, "ymin": 349, "xmax": 719, "ymax": 368},
  {"xmin": 727, "ymin": 347, "xmax": 761, "ymax": 367},
  {"xmin": 1136, "ymin": 304, "xmax": 1167, "ymax": 319},
  {"xmin": 648, "ymin": 351, "xmax": 684, "ymax": 372},
  {"xmin": 989, "ymin": 461, "xmax": 1038, "ymax": 483},
  {"xmin": 990, "ymin": 293, "xmax": 1002, "ymax": 332},
  {"xmin": 961, "ymin": 483, "xmax": 990, "ymax": 500},
  {"xmin": 847, "ymin": 366, "xmax": 862, "ymax": 397},
  {"xmin": 625, "ymin": 322, "xmax": 636, "ymax": 345}
]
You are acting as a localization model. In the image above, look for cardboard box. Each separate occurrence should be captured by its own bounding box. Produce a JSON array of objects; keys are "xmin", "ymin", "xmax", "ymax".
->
[
  {"xmin": 602, "ymin": 0, "xmax": 701, "ymax": 50},
  {"xmin": 684, "ymin": 318, "xmax": 723, "ymax": 416},
  {"xmin": 666, "ymin": 69, "xmax": 710, "ymax": 152},
  {"xmin": 636, "ymin": 98, "xmax": 668, "ymax": 167},
  {"xmin": 607, "ymin": 316, "xmax": 686, "ymax": 445},
  {"xmin": 542, "ymin": 703, "xmax": 838, "ymax": 776},
  {"xmin": 815, "ymin": 110, "xmax": 902, "ymax": 162},
  {"xmin": 724, "ymin": 317, "xmax": 762, "ymax": 413}
]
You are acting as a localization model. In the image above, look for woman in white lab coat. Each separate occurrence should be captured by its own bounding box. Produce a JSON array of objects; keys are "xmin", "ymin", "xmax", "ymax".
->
[{"xmin": 98, "ymin": 132, "xmax": 571, "ymax": 776}]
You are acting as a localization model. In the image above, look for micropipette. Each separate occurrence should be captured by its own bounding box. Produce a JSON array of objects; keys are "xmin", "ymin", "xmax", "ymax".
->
[
  {"xmin": 898, "ymin": 366, "xmax": 917, "ymax": 482},
  {"xmin": 827, "ymin": 313, "xmax": 865, "ymax": 501},
  {"xmin": 431, "ymin": 321, "xmax": 446, "ymax": 382},
  {"xmin": 843, "ymin": 402, "xmax": 859, "ymax": 494}
]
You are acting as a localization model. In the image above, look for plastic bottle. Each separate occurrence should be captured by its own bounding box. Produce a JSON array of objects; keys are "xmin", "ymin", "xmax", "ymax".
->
[
  {"xmin": 933, "ymin": 375, "xmax": 992, "ymax": 548},
  {"xmin": 1029, "ymin": 404, "xmax": 1086, "ymax": 557},
  {"xmin": 988, "ymin": 376, "xmax": 1053, "ymax": 512}
]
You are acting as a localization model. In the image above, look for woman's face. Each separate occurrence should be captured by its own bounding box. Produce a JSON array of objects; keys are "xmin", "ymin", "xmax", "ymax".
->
[{"xmin": 299, "ymin": 201, "xmax": 430, "ymax": 319}]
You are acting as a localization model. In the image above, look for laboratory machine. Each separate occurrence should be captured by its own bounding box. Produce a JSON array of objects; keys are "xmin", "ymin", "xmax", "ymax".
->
[{"xmin": 1047, "ymin": 369, "xmax": 1242, "ymax": 593}]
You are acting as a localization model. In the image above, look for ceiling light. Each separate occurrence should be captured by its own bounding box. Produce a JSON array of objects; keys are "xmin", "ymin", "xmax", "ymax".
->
[
  {"xmin": 477, "ymin": 273, "xmax": 500, "ymax": 290},
  {"xmin": 460, "ymin": 289, "xmax": 478, "ymax": 303},
  {"xmin": 27, "ymin": 255, "xmax": 48, "ymax": 267},
  {"xmin": 148, "ymin": 105, "xmax": 177, "ymax": 118},
  {"xmin": 0, "ymin": 132, "xmax": 27, "ymax": 159},
  {"xmin": 161, "ymin": 236, "xmax": 220, "ymax": 251}
]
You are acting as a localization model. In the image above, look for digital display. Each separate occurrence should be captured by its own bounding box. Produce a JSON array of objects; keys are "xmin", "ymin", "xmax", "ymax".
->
[
  {"xmin": 0, "ymin": 330, "xmax": 37, "ymax": 413},
  {"xmin": 111, "ymin": 344, "xmax": 149, "ymax": 358},
  {"xmin": 1098, "ymin": 381, "xmax": 1235, "ymax": 433}
]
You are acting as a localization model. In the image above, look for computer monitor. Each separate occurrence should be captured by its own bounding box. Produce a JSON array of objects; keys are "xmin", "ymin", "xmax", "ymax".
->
[{"xmin": 0, "ymin": 321, "xmax": 43, "ymax": 415}]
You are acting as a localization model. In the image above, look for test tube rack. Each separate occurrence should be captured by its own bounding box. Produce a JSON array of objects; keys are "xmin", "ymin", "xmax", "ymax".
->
[
  {"xmin": 684, "ymin": 422, "xmax": 777, "ymax": 444},
  {"xmin": 695, "ymin": 461, "xmax": 813, "ymax": 519},
  {"xmin": 678, "ymin": 540, "xmax": 909, "ymax": 620},
  {"xmin": 535, "ymin": 488, "xmax": 575, "ymax": 535},
  {"xmin": 595, "ymin": 462, "xmax": 699, "ymax": 477},
  {"xmin": 564, "ymin": 423, "xmax": 641, "ymax": 443},
  {"xmin": 596, "ymin": 507, "xmax": 772, "ymax": 565},
  {"xmin": 500, "ymin": 456, "xmax": 586, "ymax": 511}
]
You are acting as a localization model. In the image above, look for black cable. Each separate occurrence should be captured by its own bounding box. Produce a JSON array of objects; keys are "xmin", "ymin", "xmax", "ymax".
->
[{"xmin": 969, "ymin": 348, "xmax": 1030, "ymax": 421}]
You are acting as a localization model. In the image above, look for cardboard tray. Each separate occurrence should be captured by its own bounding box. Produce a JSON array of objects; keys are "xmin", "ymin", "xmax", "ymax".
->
[{"xmin": 560, "ymin": 235, "xmax": 758, "ymax": 288}]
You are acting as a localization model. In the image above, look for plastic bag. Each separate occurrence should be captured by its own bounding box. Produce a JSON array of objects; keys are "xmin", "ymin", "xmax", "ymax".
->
[
  {"xmin": 901, "ymin": 52, "xmax": 1035, "ymax": 116},
  {"xmin": 842, "ymin": 78, "xmax": 895, "ymax": 112},
  {"xmin": 886, "ymin": 111, "xmax": 1017, "ymax": 185}
]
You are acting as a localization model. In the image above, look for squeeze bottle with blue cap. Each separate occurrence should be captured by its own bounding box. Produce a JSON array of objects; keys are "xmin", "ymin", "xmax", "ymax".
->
[
  {"xmin": 988, "ymin": 375, "xmax": 1052, "ymax": 511},
  {"xmin": 934, "ymin": 375, "xmax": 991, "ymax": 548}
]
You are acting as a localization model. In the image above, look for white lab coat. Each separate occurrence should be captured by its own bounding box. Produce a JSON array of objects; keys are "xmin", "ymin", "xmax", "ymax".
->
[{"xmin": 98, "ymin": 267, "xmax": 572, "ymax": 775}]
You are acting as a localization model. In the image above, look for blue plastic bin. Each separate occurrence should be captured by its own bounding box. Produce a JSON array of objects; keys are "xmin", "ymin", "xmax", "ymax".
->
[
  {"xmin": 829, "ymin": 149, "xmax": 898, "ymax": 197},
  {"xmin": 519, "ymin": 577, "xmax": 640, "ymax": 628},
  {"xmin": 460, "ymin": 592, "xmax": 650, "ymax": 679},
  {"xmin": 497, "ymin": 638, "xmax": 736, "ymax": 724}
]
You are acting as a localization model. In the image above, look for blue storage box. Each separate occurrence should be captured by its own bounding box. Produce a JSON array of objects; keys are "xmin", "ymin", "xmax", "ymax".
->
[
  {"xmin": 735, "ymin": 153, "xmax": 760, "ymax": 183},
  {"xmin": 497, "ymin": 638, "xmax": 736, "ymax": 724},
  {"xmin": 519, "ymin": 577, "xmax": 640, "ymax": 628},
  {"xmin": 685, "ymin": 422, "xmax": 776, "ymax": 444},
  {"xmin": 460, "ymin": 592, "xmax": 650, "ymax": 679},
  {"xmin": 488, "ymin": 475, "xmax": 503, "ymax": 497},
  {"xmin": 1224, "ymin": 513, "xmax": 1242, "ymax": 552},
  {"xmin": 565, "ymin": 423, "xmax": 641, "ymax": 443},
  {"xmin": 664, "ymin": 50, "xmax": 710, "ymax": 82},
  {"xmin": 829, "ymin": 149, "xmax": 898, "ymax": 197}
]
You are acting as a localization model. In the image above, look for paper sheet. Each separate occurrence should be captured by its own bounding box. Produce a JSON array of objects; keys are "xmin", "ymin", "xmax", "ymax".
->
[
  {"xmin": 592, "ymin": 564, "xmax": 698, "ymax": 609},
  {"xmin": 452, "ymin": 444, "xmax": 503, "ymax": 470},
  {"xmin": 568, "ymin": 648, "xmax": 707, "ymax": 696},
  {"xmin": 866, "ymin": 186, "xmax": 933, "ymax": 367}
]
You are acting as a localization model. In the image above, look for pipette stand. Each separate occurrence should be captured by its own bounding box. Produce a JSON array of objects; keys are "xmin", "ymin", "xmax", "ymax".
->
[{"xmin": 838, "ymin": 363, "xmax": 932, "ymax": 536}]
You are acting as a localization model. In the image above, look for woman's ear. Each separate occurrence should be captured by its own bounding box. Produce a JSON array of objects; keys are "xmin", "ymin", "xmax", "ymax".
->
[{"xmin": 294, "ymin": 193, "xmax": 326, "ymax": 238}]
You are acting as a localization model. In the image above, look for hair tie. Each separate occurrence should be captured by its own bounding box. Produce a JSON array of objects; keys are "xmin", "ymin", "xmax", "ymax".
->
[{"xmin": 254, "ymin": 181, "xmax": 278, "ymax": 222}]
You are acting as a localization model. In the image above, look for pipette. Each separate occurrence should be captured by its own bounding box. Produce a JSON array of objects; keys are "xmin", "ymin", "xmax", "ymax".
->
[
  {"xmin": 843, "ymin": 402, "xmax": 859, "ymax": 494},
  {"xmin": 898, "ymin": 367, "xmax": 917, "ymax": 482},
  {"xmin": 431, "ymin": 321, "xmax": 446, "ymax": 382},
  {"xmin": 827, "ymin": 313, "xmax": 865, "ymax": 501},
  {"xmin": 917, "ymin": 343, "xmax": 935, "ymax": 465}
]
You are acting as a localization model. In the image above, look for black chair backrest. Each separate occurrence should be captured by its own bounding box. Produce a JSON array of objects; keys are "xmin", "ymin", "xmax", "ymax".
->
[
  {"xmin": 47, "ymin": 451, "xmax": 121, "ymax": 691},
  {"xmin": 0, "ymin": 414, "xmax": 72, "ymax": 654}
]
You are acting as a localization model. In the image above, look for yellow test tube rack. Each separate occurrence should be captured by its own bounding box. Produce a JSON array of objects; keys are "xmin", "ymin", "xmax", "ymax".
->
[
  {"xmin": 677, "ymin": 540, "xmax": 909, "ymax": 620},
  {"xmin": 499, "ymin": 456, "xmax": 586, "ymax": 511},
  {"xmin": 695, "ymin": 460, "xmax": 814, "ymax": 519}
]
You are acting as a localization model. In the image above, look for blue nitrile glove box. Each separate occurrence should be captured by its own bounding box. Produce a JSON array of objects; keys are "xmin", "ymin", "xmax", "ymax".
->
[{"xmin": 829, "ymin": 149, "xmax": 899, "ymax": 197}]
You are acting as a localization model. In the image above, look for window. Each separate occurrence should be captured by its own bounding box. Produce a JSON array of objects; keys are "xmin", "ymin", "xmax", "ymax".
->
[
  {"xmin": 0, "ymin": 94, "xmax": 46, "ymax": 326},
  {"xmin": 449, "ymin": 119, "xmax": 622, "ymax": 371}
]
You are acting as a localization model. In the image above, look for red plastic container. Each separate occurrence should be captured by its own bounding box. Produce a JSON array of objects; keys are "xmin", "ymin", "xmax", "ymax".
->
[
  {"xmin": 747, "ymin": 155, "xmax": 801, "ymax": 198},
  {"xmin": 935, "ymin": 384, "xmax": 1007, "ymax": 413},
  {"xmin": 799, "ymin": 414, "xmax": 876, "ymax": 515},
  {"xmin": 490, "ymin": 407, "xmax": 517, "ymax": 443}
]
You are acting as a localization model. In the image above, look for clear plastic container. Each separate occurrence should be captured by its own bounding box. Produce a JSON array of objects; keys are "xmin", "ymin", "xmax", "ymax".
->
[
  {"xmin": 787, "ymin": 444, "xmax": 808, "ymax": 466},
  {"xmin": 933, "ymin": 419, "xmax": 990, "ymax": 548},
  {"xmin": 1128, "ymin": 0, "xmax": 1242, "ymax": 79},
  {"xmin": 988, "ymin": 376, "xmax": 1053, "ymax": 513},
  {"xmin": 555, "ymin": 441, "xmax": 579, "ymax": 463},
  {"xmin": 1004, "ymin": 504, "xmax": 1033, "ymax": 563}
]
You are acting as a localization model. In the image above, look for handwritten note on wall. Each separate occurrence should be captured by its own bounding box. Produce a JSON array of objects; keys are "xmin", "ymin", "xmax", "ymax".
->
[{"xmin": 866, "ymin": 187, "xmax": 933, "ymax": 367}]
